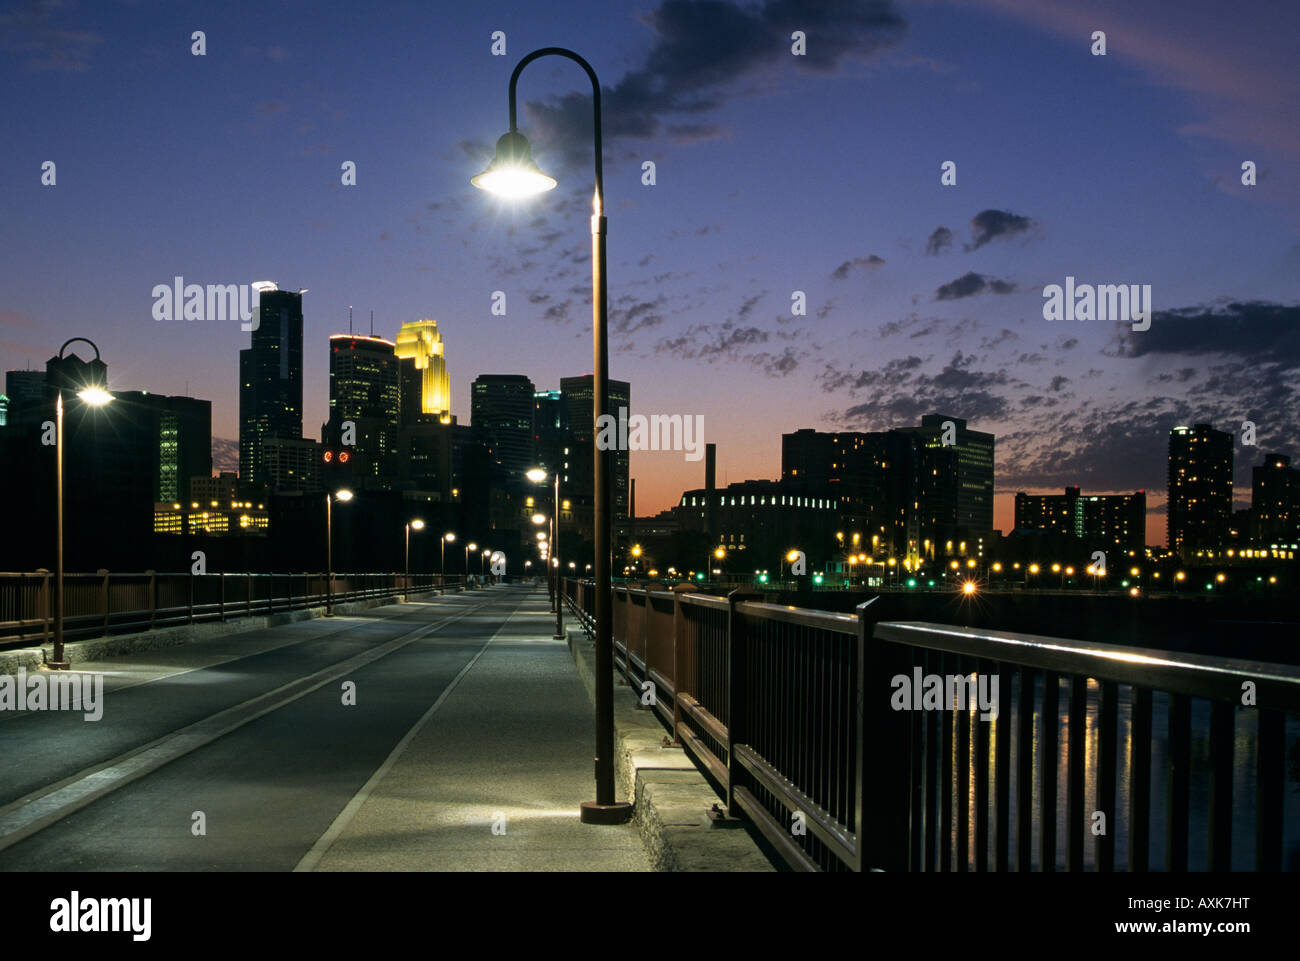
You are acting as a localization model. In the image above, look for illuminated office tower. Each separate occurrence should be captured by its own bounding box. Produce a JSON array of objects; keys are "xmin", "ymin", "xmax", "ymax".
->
[{"xmin": 394, "ymin": 319, "xmax": 451, "ymax": 417}]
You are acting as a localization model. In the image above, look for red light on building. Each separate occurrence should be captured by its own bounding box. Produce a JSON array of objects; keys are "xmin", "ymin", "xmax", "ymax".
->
[{"xmin": 323, "ymin": 450, "xmax": 334, "ymax": 462}]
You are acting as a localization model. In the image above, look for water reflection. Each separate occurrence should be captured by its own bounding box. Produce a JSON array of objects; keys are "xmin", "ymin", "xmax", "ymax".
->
[{"xmin": 936, "ymin": 675, "xmax": 1300, "ymax": 870}]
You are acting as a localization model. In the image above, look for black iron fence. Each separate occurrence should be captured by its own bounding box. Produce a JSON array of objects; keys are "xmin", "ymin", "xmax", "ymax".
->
[
  {"xmin": 564, "ymin": 578, "xmax": 1300, "ymax": 873},
  {"xmin": 0, "ymin": 571, "xmax": 469, "ymax": 648}
]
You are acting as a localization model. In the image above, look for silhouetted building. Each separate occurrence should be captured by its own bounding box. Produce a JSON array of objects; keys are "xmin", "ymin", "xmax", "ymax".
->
[
  {"xmin": 1253, "ymin": 453, "xmax": 1299, "ymax": 544},
  {"xmin": 1168, "ymin": 424, "xmax": 1232, "ymax": 555},
  {"xmin": 472, "ymin": 374, "xmax": 536, "ymax": 484},
  {"xmin": 263, "ymin": 436, "xmax": 321, "ymax": 494},
  {"xmin": 904, "ymin": 414, "xmax": 995, "ymax": 539},
  {"xmin": 672, "ymin": 479, "xmax": 839, "ymax": 574},
  {"xmin": 560, "ymin": 374, "xmax": 631, "ymax": 539},
  {"xmin": 326, "ymin": 334, "xmax": 400, "ymax": 486},
  {"xmin": 239, "ymin": 284, "xmax": 304, "ymax": 491},
  {"xmin": 1014, "ymin": 487, "xmax": 1145, "ymax": 555}
]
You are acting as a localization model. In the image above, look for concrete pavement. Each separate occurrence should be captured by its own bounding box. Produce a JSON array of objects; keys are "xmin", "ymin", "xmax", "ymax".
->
[{"xmin": 302, "ymin": 592, "xmax": 650, "ymax": 872}]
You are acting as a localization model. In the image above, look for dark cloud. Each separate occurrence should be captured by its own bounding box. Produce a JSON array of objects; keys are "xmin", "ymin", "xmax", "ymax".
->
[
  {"xmin": 1111, "ymin": 300, "xmax": 1300, "ymax": 366},
  {"xmin": 830, "ymin": 254, "xmax": 885, "ymax": 280},
  {"xmin": 0, "ymin": 0, "xmax": 102, "ymax": 71},
  {"xmin": 934, "ymin": 272, "xmax": 1016, "ymax": 300},
  {"xmin": 750, "ymin": 347, "xmax": 803, "ymax": 377},
  {"xmin": 966, "ymin": 209, "xmax": 1035, "ymax": 250},
  {"xmin": 610, "ymin": 296, "xmax": 667, "ymax": 335},
  {"xmin": 522, "ymin": 0, "xmax": 906, "ymax": 167},
  {"xmin": 924, "ymin": 226, "xmax": 953, "ymax": 255}
]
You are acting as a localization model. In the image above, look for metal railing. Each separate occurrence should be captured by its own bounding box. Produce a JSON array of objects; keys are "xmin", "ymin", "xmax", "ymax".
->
[
  {"xmin": 0, "ymin": 571, "xmax": 469, "ymax": 648},
  {"xmin": 564, "ymin": 578, "xmax": 1300, "ymax": 873}
]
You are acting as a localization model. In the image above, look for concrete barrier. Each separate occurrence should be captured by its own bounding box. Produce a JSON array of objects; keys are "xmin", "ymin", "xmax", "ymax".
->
[
  {"xmin": 564, "ymin": 627, "xmax": 775, "ymax": 872},
  {"xmin": 0, "ymin": 590, "xmax": 451, "ymax": 676}
]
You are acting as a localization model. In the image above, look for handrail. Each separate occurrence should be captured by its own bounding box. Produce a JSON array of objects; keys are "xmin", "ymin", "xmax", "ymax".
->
[{"xmin": 570, "ymin": 576, "xmax": 1300, "ymax": 873}]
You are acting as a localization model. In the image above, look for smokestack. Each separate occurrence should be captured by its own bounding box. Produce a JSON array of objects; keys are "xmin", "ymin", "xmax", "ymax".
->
[{"xmin": 705, "ymin": 443, "xmax": 717, "ymax": 547}]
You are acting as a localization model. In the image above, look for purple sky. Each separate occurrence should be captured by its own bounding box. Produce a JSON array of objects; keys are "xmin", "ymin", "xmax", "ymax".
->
[{"xmin": 3, "ymin": 0, "xmax": 1298, "ymax": 544}]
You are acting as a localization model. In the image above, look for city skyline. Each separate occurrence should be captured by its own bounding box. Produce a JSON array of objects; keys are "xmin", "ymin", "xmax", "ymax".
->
[{"xmin": 4, "ymin": 0, "xmax": 1298, "ymax": 544}]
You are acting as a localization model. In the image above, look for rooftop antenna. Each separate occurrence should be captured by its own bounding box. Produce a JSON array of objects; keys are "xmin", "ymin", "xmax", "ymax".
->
[
  {"xmin": 370, "ymin": 310, "xmax": 374, "ymax": 337},
  {"xmin": 349, "ymin": 305, "xmax": 353, "ymax": 335}
]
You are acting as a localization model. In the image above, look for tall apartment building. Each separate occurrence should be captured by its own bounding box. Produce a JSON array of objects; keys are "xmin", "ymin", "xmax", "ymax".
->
[{"xmin": 1167, "ymin": 424, "xmax": 1233, "ymax": 555}]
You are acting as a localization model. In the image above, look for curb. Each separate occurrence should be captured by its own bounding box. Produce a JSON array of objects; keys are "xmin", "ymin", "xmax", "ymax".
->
[
  {"xmin": 564, "ymin": 626, "xmax": 775, "ymax": 872},
  {"xmin": 0, "ymin": 589, "xmax": 458, "ymax": 676}
]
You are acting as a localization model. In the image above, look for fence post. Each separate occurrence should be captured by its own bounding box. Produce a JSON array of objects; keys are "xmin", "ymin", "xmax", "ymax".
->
[
  {"xmin": 852, "ymin": 597, "xmax": 880, "ymax": 873},
  {"xmin": 37, "ymin": 569, "xmax": 50, "ymax": 646},
  {"xmin": 246, "ymin": 572, "xmax": 252, "ymax": 617},
  {"xmin": 858, "ymin": 595, "xmax": 912, "ymax": 871},
  {"xmin": 188, "ymin": 570, "xmax": 195, "ymax": 624},
  {"xmin": 99, "ymin": 569, "xmax": 109, "ymax": 637},
  {"xmin": 725, "ymin": 589, "xmax": 761, "ymax": 817},
  {"xmin": 669, "ymin": 583, "xmax": 693, "ymax": 745},
  {"xmin": 147, "ymin": 570, "xmax": 156, "ymax": 629},
  {"xmin": 218, "ymin": 572, "xmax": 225, "ymax": 621}
]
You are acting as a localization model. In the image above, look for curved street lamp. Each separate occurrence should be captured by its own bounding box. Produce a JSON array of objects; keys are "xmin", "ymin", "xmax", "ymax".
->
[
  {"xmin": 50, "ymin": 338, "xmax": 114, "ymax": 668},
  {"xmin": 474, "ymin": 50, "xmax": 628, "ymax": 823}
]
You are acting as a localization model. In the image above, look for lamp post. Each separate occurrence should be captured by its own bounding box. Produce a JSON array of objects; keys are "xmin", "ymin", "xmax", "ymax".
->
[
  {"xmin": 473, "ymin": 47, "xmax": 630, "ymax": 824},
  {"xmin": 325, "ymin": 488, "xmax": 354, "ymax": 616},
  {"xmin": 465, "ymin": 542, "xmax": 477, "ymax": 588},
  {"xmin": 405, "ymin": 518, "xmax": 425, "ymax": 601},
  {"xmin": 50, "ymin": 338, "xmax": 114, "ymax": 668},
  {"xmin": 527, "ymin": 468, "xmax": 565, "ymax": 639},
  {"xmin": 441, "ymin": 532, "xmax": 456, "ymax": 593}
]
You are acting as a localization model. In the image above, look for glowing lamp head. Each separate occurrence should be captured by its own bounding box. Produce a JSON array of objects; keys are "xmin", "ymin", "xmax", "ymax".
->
[
  {"xmin": 444, "ymin": 532, "xmax": 456, "ymax": 542},
  {"xmin": 962, "ymin": 581, "xmax": 977, "ymax": 595},
  {"xmin": 532, "ymin": 513, "xmax": 547, "ymax": 525},
  {"xmin": 472, "ymin": 132, "xmax": 557, "ymax": 198},
  {"xmin": 334, "ymin": 489, "xmax": 354, "ymax": 502},
  {"xmin": 77, "ymin": 386, "xmax": 114, "ymax": 406},
  {"xmin": 410, "ymin": 519, "xmax": 425, "ymax": 531},
  {"xmin": 525, "ymin": 468, "xmax": 547, "ymax": 483}
]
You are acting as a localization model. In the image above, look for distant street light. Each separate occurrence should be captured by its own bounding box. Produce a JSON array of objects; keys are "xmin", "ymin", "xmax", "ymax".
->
[
  {"xmin": 50, "ymin": 338, "xmax": 114, "ymax": 668},
  {"xmin": 405, "ymin": 518, "xmax": 425, "ymax": 601},
  {"xmin": 325, "ymin": 488, "xmax": 354, "ymax": 616},
  {"xmin": 441, "ymin": 532, "xmax": 456, "ymax": 593}
]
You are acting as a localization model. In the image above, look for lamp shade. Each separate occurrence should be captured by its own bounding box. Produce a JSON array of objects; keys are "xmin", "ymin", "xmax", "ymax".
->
[{"xmin": 471, "ymin": 132, "xmax": 557, "ymax": 197}]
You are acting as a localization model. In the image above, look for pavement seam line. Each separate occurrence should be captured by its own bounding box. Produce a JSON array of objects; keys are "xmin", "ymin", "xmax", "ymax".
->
[
  {"xmin": 0, "ymin": 597, "xmax": 493, "ymax": 855},
  {"xmin": 293, "ymin": 593, "xmax": 529, "ymax": 872}
]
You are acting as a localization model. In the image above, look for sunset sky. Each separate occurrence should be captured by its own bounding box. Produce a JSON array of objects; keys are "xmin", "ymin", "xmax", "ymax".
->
[{"xmin": 3, "ymin": 0, "xmax": 1298, "ymax": 545}]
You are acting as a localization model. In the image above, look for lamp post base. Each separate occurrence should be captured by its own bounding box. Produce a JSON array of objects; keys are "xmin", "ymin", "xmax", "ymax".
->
[
  {"xmin": 44, "ymin": 661, "xmax": 71, "ymax": 671},
  {"xmin": 580, "ymin": 800, "xmax": 633, "ymax": 825}
]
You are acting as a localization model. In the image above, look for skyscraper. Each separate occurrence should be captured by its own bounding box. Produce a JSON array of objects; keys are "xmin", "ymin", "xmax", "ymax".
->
[
  {"xmin": 239, "ymin": 284, "xmax": 304, "ymax": 490},
  {"xmin": 1168, "ymin": 424, "xmax": 1233, "ymax": 555},
  {"xmin": 907, "ymin": 414, "xmax": 995, "ymax": 538},
  {"xmin": 326, "ymin": 334, "xmax": 400, "ymax": 485},
  {"xmin": 560, "ymin": 374, "xmax": 631, "ymax": 533},
  {"xmin": 394, "ymin": 319, "xmax": 450, "ymax": 416},
  {"xmin": 471, "ymin": 374, "xmax": 535, "ymax": 483}
]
